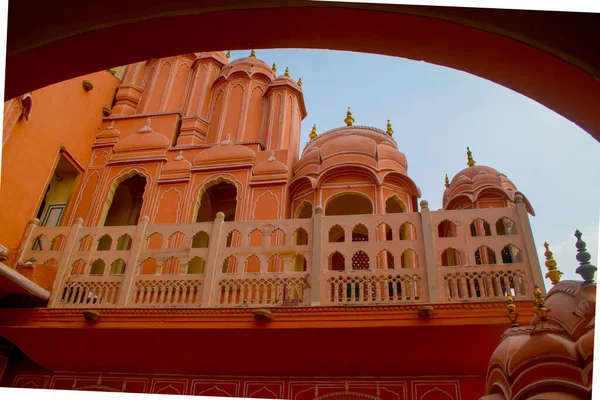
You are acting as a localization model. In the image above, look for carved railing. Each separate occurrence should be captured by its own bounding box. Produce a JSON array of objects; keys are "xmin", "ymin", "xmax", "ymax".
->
[{"xmin": 17, "ymin": 203, "xmax": 540, "ymax": 309}]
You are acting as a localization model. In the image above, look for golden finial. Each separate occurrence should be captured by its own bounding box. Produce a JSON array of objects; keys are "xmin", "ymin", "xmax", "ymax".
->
[
  {"xmin": 444, "ymin": 174, "xmax": 450, "ymax": 188},
  {"xmin": 297, "ymin": 78, "xmax": 303, "ymax": 87},
  {"xmin": 345, "ymin": 107, "xmax": 354, "ymax": 126},
  {"xmin": 271, "ymin": 62, "xmax": 277, "ymax": 74},
  {"xmin": 386, "ymin": 120, "xmax": 393, "ymax": 136},
  {"xmin": 466, "ymin": 146, "xmax": 476, "ymax": 167},
  {"xmin": 284, "ymin": 67, "xmax": 290, "ymax": 77},
  {"xmin": 506, "ymin": 295, "xmax": 519, "ymax": 328},
  {"xmin": 533, "ymin": 285, "xmax": 549, "ymax": 322},
  {"xmin": 309, "ymin": 124, "xmax": 317, "ymax": 140},
  {"xmin": 544, "ymin": 242, "xmax": 562, "ymax": 285},
  {"xmin": 226, "ymin": 51, "xmax": 231, "ymax": 59},
  {"xmin": 250, "ymin": 50, "xmax": 256, "ymax": 58}
]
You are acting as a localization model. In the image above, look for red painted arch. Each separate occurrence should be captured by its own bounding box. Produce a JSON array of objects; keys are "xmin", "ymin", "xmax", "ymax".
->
[{"xmin": 5, "ymin": 6, "xmax": 600, "ymax": 142}]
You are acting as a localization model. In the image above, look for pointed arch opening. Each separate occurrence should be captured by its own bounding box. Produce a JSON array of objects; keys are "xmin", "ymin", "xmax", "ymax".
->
[
  {"xmin": 293, "ymin": 227, "xmax": 309, "ymax": 246},
  {"xmin": 191, "ymin": 231, "xmax": 209, "ymax": 248},
  {"xmin": 89, "ymin": 259, "xmax": 106, "ymax": 275},
  {"xmin": 187, "ymin": 256, "xmax": 206, "ymax": 274},
  {"xmin": 325, "ymin": 192, "xmax": 373, "ymax": 216},
  {"xmin": 352, "ymin": 250, "xmax": 370, "ymax": 270},
  {"xmin": 376, "ymin": 250, "xmax": 395, "ymax": 269},
  {"xmin": 328, "ymin": 251, "xmax": 345, "ymax": 271},
  {"xmin": 270, "ymin": 228, "xmax": 286, "ymax": 246},
  {"xmin": 267, "ymin": 254, "xmax": 284, "ymax": 272},
  {"xmin": 225, "ymin": 229, "xmax": 241, "ymax": 247},
  {"xmin": 110, "ymin": 259, "xmax": 127, "ymax": 275},
  {"xmin": 328, "ymin": 225, "xmax": 345, "ymax": 243},
  {"xmin": 385, "ymin": 195, "xmax": 407, "ymax": 213},
  {"xmin": 221, "ymin": 255, "xmax": 239, "ymax": 273},
  {"xmin": 196, "ymin": 180, "xmax": 237, "ymax": 222},
  {"xmin": 292, "ymin": 254, "xmax": 307, "ymax": 272},
  {"xmin": 161, "ymin": 257, "xmax": 181, "ymax": 274},
  {"xmin": 352, "ymin": 224, "xmax": 369, "ymax": 242},
  {"xmin": 475, "ymin": 245, "xmax": 497, "ymax": 265},
  {"xmin": 140, "ymin": 258, "xmax": 157, "ymax": 275},
  {"xmin": 501, "ymin": 244, "xmax": 524, "ymax": 264},
  {"xmin": 441, "ymin": 248, "xmax": 462, "ymax": 266},
  {"xmin": 496, "ymin": 217, "xmax": 518, "ymax": 235},
  {"xmin": 438, "ymin": 220, "xmax": 457, "ymax": 237},
  {"xmin": 401, "ymin": 249, "xmax": 419, "ymax": 268},
  {"xmin": 295, "ymin": 201, "xmax": 313, "ymax": 219},
  {"xmin": 102, "ymin": 174, "xmax": 147, "ymax": 226},
  {"xmin": 376, "ymin": 223, "xmax": 393, "ymax": 241},
  {"xmin": 399, "ymin": 222, "xmax": 417, "ymax": 240},
  {"xmin": 470, "ymin": 218, "xmax": 492, "ymax": 237},
  {"xmin": 245, "ymin": 255, "xmax": 261, "ymax": 273},
  {"xmin": 97, "ymin": 234, "xmax": 112, "ymax": 251},
  {"xmin": 116, "ymin": 234, "xmax": 132, "ymax": 250}
]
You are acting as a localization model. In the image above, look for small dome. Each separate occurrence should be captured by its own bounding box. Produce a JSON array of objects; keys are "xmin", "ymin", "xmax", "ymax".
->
[
  {"xmin": 377, "ymin": 142, "xmax": 408, "ymax": 171},
  {"xmin": 253, "ymin": 151, "xmax": 288, "ymax": 175},
  {"xmin": 444, "ymin": 163, "xmax": 534, "ymax": 215},
  {"xmin": 219, "ymin": 52, "xmax": 273, "ymax": 81},
  {"xmin": 96, "ymin": 120, "xmax": 120, "ymax": 139},
  {"xmin": 162, "ymin": 151, "xmax": 191, "ymax": 174},
  {"xmin": 508, "ymin": 332, "xmax": 578, "ymax": 376},
  {"xmin": 193, "ymin": 135, "xmax": 255, "ymax": 166},
  {"xmin": 113, "ymin": 118, "xmax": 170, "ymax": 152},
  {"xmin": 197, "ymin": 51, "xmax": 229, "ymax": 65}
]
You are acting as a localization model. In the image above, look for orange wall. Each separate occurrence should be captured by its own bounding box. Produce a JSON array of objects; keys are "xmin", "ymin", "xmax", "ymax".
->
[{"xmin": 0, "ymin": 71, "xmax": 121, "ymax": 254}]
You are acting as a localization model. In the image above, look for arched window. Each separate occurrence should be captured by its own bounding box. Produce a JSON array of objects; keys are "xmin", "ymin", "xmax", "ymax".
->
[
  {"xmin": 191, "ymin": 231, "xmax": 209, "ymax": 248},
  {"xmin": 352, "ymin": 224, "xmax": 369, "ymax": 242},
  {"xmin": 385, "ymin": 195, "xmax": 407, "ymax": 213},
  {"xmin": 146, "ymin": 233, "xmax": 163, "ymax": 249},
  {"xmin": 377, "ymin": 250, "xmax": 395, "ymax": 269},
  {"xmin": 292, "ymin": 254, "xmax": 307, "ymax": 272},
  {"xmin": 401, "ymin": 249, "xmax": 419, "ymax": 268},
  {"xmin": 295, "ymin": 201, "xmax": 313, "ymax": 219},
  {"xmin": 97, "ymin": 234, "xmax": 112, "ymax": 251},
  {"xmin": 470, "ymin": 218, "xmax": 492, "ymax": 237},
  {"xmin": 376, "ymin": 223, "xmax": 393, "ymax": 241},
  {"xmin": 90, "ymin": 259, "xmax": 106, "ymax": 275},
  {"xmin": 475, "ymin": 246, "xmax": 497, "ymax": 265},
  {"xmin": 325, "ymin": 193, "xmax": 373, "ymax": 216},
  {"xmin": 188, "ymin": 257, "xmax": 206, "ymax": 274},
  {"xmin": 245, "ymin": 255, "xmax": 261, "ymax": 273},
  {"xmin": 79, "ymin": 235, "xmax": 93, "ymax": 251},
  {"xmin": 441, "ymin": 248, "xmax": 461, "ymax": 266},
  {"xmin": 167, "ymin": 231, "xmax": 185, "ymax": 248},
  {"xmin": 116, "ymin": 234, "xmax": 132, "ymax": 250},
  {"xmin": 293, "ymin": 227, "xmax": 309, "ymax": 246},
  {"xmin": 329, "ymin": 225, "xmax": 345, "ymax": 243},
  {"xmin": 329, "ymin": 252, "xmax": 345, "ymax": 271},
  {"xmin": 196, "ymin": 181, "xmax": 237, "ymax": 222},
  {"xmin": 221, "ymin": 255, "xmax": 239, "ymax": 273},
  {"xmin": 110, "ymin": 259, "xmax": 126, "ymax": 275},
  {"xmin": 50, "ymin": 235, "xmax": 66, "ymax": 251},
  {"xmin": 496, "ymin": 217, "xmax": 517, "ymax": 235},
  {"xmin": 352, "ymin": 251, "xmax": 370, "ymax": 270},
  {"xmin": 248, "ymin": 229, "xmax": 263, "ymax": 246},
  {"xmin": 225, "ymin": 230, "xmax": 241, "ymax": 247},
  {"xmin": 71, "ymin": 259, "xmax": 86, "ymax": 275},
  {"xmin": 269, "ymin": 228, "xmax": 286, "ymax": 246},
  {"xmin": 399, "ymin": 222, "xmax": 417, "ymax": 240},
  {"xmin": 31, "ymin": 235, "xmax": 48, "ymax": 251},
  {"xmin": 267, "ymin": 254, "xmax": 284, "ymax": 272},
  {"xmin": 501, "ymin": 244, "xmax": 524, "ymax": 264},
  {"xmin": 161, "ymin": 257, "xmax": 181, "ymax": 274},
  {"xmin": 140, "ymin": 258, "xmax": 157, "ymax": 274},
  {"xmin": 438, "ymin": 220, "xmax": 457, "ymax": 237},
  {"xmin": 103, "ymin": 174, "xmax": 147, "ymax": 226}
]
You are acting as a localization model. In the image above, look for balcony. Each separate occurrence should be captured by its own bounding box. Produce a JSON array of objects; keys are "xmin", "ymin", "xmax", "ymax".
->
[{"xmin": 16, "ymin": 201, "xmax": 542, "ymax": 309}]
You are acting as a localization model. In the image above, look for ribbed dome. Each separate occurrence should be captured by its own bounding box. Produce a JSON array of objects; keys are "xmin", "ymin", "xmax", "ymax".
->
[
  {"xmin": 197, "ymin": 51, "xmax": 229, "ymax": 65},
  {"xmin": 320, "ymin": 134, "xmax": 377, "ymax": 160},
  {"xmin": 193, "ymin": 136, "xmax": 255, "ymax": 166},
  {"xmin": 219, "ymin": 52, "xmax": 273, "ymax": 80}
]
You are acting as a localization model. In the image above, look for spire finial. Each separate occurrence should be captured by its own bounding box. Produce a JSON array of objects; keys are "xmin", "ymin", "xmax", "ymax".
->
[
  {"xmin": 309, "ymin": 124, "xmax": 317, "ymax": 140},
  {"xmin": 533, "ymin": 285, "xmax": 549, "ymax": 322},
  {"xmin": 345, "ymin": 107, "xmax": 354, "ymax": 126},
  {"xmin": 284, "ymin": 67, "xmax": 290, "ymax": 77},
  {"xmin": 386, "ymin": 119, "xmax": 393, "ymax": 136},
  {"xmin": 466, "ymin": 147, "xmax": 475, "ymax": 167},
  {"xmin": 444, "ymin": 174, "xmax": 450, "ymax": 188},
  {"xmin": 271, "ymin": 62, "xmax": 277, "ymax": 74},
  {"xmin": 226, "ymin": 51, "xmax": 231, "ymax": 59},
  {"xmin": 575, "ymin": 230, "xmax": 597, "ymax": 283},
  {"xmin": 297, "ymin": 78, "xmax": 303, "ymax": 87},
  {"xmin": 250, "ymin": 50, "xmax": 256, "ymax": 58},
  {"xmin": 506, "ymin": 295, "xmax": 519, "ymax": 328},
  {"xmin": 543, "ymin": 242, "xmax": 562, "ymax": 285}
]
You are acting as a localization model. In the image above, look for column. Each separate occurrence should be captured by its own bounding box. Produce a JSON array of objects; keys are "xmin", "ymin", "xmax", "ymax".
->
[
  {"xmin": 201, "ymin": 212, "xmax": 225, "ymax": 306},
  {"xmin": 514, "ymin": 195, "xmax": 545, "ymax": 293},
  {"xmin": 118, "ymin": 216, "xmax": 149, "ymax": 306},
  {"xmin": 310, "ymin": 206, "xmax": 323, "ymax": 305},
  {"xmin": 418, "ymin": 200, "xmax": 439, "ymax": 303},
  {"xmin": 49, "ymin": 218, "xmax": 83, "ymax": 307}
]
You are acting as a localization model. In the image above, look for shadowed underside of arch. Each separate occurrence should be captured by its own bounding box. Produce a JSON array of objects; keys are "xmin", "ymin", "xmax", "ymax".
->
[{"xmin": 5, "ymin": 2, "xmax": 600, "ymax": 142}]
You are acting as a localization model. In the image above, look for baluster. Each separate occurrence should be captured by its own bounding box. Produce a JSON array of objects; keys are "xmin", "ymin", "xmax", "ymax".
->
[
  {"xmin": 332, "ymin": 282, "xmax": 338, "ymax": 303},
  {"xmin": 485, "ymin": 276, "xmax": 494, "ymax": 298},
  {"xmin": 459, "ymin": 277, "xmax": 468, "ymax": 298},
  {"xmin": 158, "ymin": 284, "xmax": 167, "ymax": 304},
  {"xmin": 493, "ymin": 276, "xmax": 502, "ymax": 297},
  {"xmin": 450, "ymin": 278, "xmax": 458, "ymax": 299},
  {"xmin": 503, "ymin": 276, "xmax": 512, "ymax": 296},
  {"xmin": 383, "ymin": 280, "xmax": 390, "ymax": 302},
  {"xmin": 469, "ymin": 278, "xmax": 477, "ymax": 299},
  {"xmin": 406, "ymin": 279, "xmax": 412, "ymax": 300}
]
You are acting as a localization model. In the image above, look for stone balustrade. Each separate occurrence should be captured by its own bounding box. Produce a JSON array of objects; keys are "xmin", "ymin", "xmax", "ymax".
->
[{"xmin": 17, "ymin": 201, "xmax": 542, "ymax": 309}]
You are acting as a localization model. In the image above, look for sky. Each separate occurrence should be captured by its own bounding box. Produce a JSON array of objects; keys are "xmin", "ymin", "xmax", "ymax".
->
[{"xmin": 231, "ymin": 49, "xmax": 600, "ymax": 290}]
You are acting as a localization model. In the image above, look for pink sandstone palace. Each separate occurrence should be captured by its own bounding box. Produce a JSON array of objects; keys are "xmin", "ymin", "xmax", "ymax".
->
[{"xmin": 0, "ymin": 51, "xmax": 595, "ymax": 399}]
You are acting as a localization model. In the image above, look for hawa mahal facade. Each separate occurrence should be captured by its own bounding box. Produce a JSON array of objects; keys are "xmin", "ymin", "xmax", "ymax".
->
[{"xmin": 0, "ymin": 51, "xmax": 594, "ymax": 400}]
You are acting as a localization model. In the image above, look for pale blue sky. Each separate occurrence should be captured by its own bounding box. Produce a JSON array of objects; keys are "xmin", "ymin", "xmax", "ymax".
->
[{"xmin": 231, "ymin": 49, "xmax": 600, "ymax": 288}]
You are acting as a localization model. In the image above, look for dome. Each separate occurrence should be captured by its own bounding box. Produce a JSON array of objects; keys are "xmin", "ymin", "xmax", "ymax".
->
[
  {"xmin": 320, "ymin": 133, "xmax": 377, "ymax": 160},
  {"xmin": 193, "ymin": 134, "xmax": 255, "ymax": 166},
  {"xmin": 96, "ymin": 120, "xmax": 120, "ymax": 139},
  {"xmin": 253, "ymin": 151, "xmax": 288, "ymax": 176},
  {"xmin": 218, "ymin": 51, "xmax": 273, "ymax": 81},
  {"xmin": 162, "ymin": 151, "xmax": 191, "ymax": 174},
  {"xmin": 113, "ymin": 117, "xmax": 170, "ymax": 152},
  {"xmin": 443, "ymin": 151, "xmax": 534, "ymax": 215}
]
